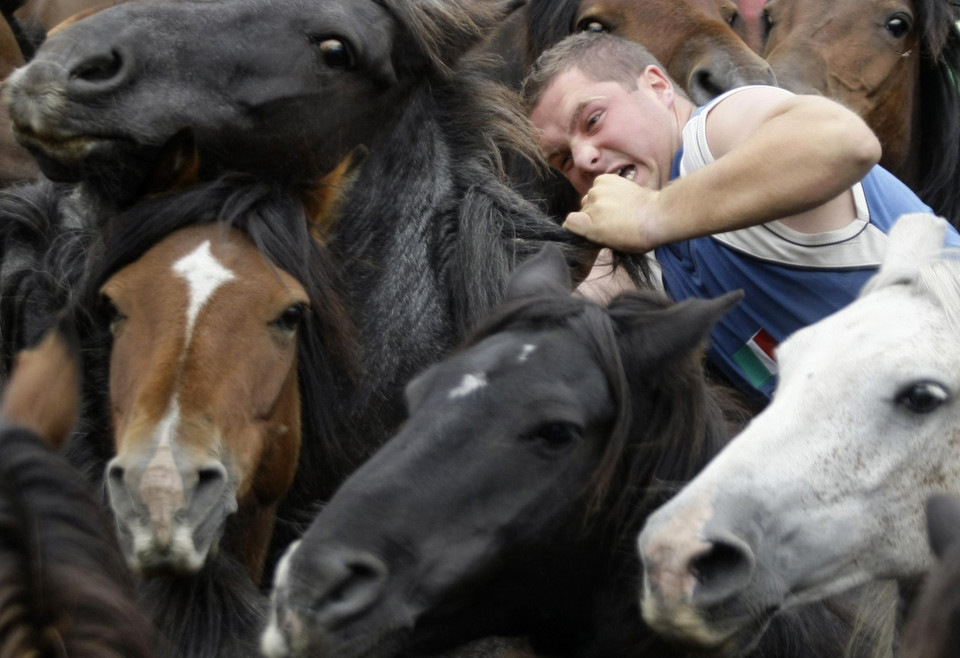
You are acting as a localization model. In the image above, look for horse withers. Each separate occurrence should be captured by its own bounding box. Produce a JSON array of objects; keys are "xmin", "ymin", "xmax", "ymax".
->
[{"xmin": 637, "ymin": 213, "xmax": 960, "ymax": 652}]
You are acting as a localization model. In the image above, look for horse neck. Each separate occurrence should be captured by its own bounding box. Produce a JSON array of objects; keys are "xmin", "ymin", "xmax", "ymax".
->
[{"xmin": 331, "ymin": 75, "xmax": 568, "ymax": 430}]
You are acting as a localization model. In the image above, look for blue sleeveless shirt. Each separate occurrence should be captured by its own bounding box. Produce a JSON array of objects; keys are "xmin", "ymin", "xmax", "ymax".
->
[{"xmin": 655, "ymin": 90, "xmax": 960, "ymax": 401}]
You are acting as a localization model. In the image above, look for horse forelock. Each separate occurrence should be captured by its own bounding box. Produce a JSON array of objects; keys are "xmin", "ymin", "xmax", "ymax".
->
[{"xmin": 915, "ymin": 253, "xmax": 960, "ymax": 333}]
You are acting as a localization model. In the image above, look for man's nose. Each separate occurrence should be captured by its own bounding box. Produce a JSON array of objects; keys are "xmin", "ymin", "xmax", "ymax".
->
[{"xmin": 572, "ymin": 142, "xmax": 602, "ymax": 173}]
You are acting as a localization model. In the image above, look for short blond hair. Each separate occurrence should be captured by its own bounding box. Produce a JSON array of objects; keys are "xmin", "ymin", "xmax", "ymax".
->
[{"xmin": 521, "ymin": 32, "xmax": 686, "ymax": 114}]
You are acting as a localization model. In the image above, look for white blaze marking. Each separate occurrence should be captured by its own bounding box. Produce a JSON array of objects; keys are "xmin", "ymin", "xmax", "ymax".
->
[
  {"xmin": 448, "ymin": 373, "xmax": 488, "ymax": 399},
  {"xmin": 518, "ymin": 344, "xmax": 537, "ymax": 362},
  {"xmin": 172, "ymin": 240, "xmax": 236, "ymax": 345}
]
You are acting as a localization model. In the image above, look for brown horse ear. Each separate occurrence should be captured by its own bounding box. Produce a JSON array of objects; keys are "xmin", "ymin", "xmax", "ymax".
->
[
  {"xmin": 1, "ymin": 314, "xmax": 80, "ymax": 450},
  {"xmin": 143, "ymin": 129, "xmax": 201, "ymax": 196},
  {"xmin": 504, "ymin": 244, "xmax": 573, "ymax": 300},
  {"xmin": 926, "ymin": 494, "xmax": 960, "ymax": 559},
  {"xmin": 301, "ymin": 146, "xmax": 367, "ymax": 244},
  {"xmin": 615, "ymin": 290, "xmax": 743, "ymax": 368}
]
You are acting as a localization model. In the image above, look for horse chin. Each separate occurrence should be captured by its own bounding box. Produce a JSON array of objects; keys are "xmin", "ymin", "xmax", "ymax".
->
[
  {"xmin": 118, "ymin": 516, "xmax": 226, "ymax": 578},
  {"xmin": 642, "ymin": 596, "xmax": 776, "ymax": 656}
]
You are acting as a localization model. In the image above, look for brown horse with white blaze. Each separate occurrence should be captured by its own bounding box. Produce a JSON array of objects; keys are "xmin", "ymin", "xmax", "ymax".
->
[{"xmin": 101, "ymin": 221, "xmax": 308, "ymax": 581}]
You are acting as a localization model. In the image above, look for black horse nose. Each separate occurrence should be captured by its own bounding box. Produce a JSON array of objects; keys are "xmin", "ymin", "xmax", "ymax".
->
[
  {"xmin": 309, "ymin": 550, "xmax": 389, "ymax": 627},
  {"xmin": 66, "ymin": 46, "xmax": 132, "ymax": 97},
  {"xmin": 688, "ymin": 533, "xmax": 757, "ymax": 606}
]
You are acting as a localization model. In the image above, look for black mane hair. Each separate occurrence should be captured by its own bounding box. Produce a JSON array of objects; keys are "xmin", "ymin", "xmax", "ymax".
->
[
  {"xmin": 913, "ymin": 0, "xmax": 960, "ymax": 226},
  {"xmin": 0, "ymin": 422, "xmax": 157, "ymax": 657}
]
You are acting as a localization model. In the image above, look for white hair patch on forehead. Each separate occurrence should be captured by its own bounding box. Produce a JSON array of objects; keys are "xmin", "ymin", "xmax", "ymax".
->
[
  {"xmin": 518, "ymin": 343, "xmax": 537, "ymax": 363},
  {"xmin": 448, "ymin": 373, "xmax": 488, "ymax": 400},
  {"xmin": 173, "ymin": 240, "xmax": 236, "ymax": 345}
]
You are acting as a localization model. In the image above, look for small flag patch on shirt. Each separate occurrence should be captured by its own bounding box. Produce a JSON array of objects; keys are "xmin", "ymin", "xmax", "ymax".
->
[{"xmin": 733, "ymin": 328, "xmax": 779, "ymax": 389}]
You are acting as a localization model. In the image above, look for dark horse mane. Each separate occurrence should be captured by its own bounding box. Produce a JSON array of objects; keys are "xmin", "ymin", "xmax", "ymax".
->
[
  {"xmin": 0, "ymin": 421, "xmax": 157, "ymax": 657},
  {"xmin": 329, "ymin": 49, "xmax": 597, "ymax": 431},
  {"xmin": 461, "ymin": 289, "xmax": 867, "ymax": 657},
  {"xmin": 913, "ymin": 0, "xmax": 960, "ymax": 225}
]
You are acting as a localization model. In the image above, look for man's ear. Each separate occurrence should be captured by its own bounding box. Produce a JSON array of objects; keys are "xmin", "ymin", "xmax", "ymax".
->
[{"xmin": 641, "ymin": 65, "xmax": 674, "ymax": 106}]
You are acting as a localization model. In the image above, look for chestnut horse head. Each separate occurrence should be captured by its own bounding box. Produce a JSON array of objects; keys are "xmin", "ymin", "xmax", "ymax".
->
[
  {"xmin": 762, "ymin": 0, "xmax": 960, "ymax": 225},
  {"xmin": 91, "ymin": 179, "xmax": 356, "ymax": 584},
  {"xmin": 527, "ymin": 0, "xmax": 777, "ymax": 105}
]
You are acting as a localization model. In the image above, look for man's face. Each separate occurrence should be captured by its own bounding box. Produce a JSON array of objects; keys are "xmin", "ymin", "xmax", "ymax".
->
[{"xmin": 530, "ymin": 66, "xmax": 680, "ymax": 196}]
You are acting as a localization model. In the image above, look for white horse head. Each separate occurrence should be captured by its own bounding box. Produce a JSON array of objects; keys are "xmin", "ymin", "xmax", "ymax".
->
[{"xmin": 635, "ymin": 213, "xmax": 960, "ymax": 652}]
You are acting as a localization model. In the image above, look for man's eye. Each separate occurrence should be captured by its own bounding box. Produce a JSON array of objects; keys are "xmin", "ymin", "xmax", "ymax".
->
[
  {"xmin": 586, "ymin": 112, "xmax": 601, "ymax": 129},
  {"xmin": 559, "ymin": 153, "xmax": 572, "ymax": 170}
]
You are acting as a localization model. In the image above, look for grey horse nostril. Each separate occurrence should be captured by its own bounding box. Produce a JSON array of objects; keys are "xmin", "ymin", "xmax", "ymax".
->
[{"xmin": 689, "ymin": 537, "xmax": 756, "ymax": 605}]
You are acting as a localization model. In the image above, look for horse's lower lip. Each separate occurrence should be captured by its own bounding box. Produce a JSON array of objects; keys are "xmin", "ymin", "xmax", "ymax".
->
[{"xmin": 13, "ymin": 128, "xmax": 102, "ymax": 155}]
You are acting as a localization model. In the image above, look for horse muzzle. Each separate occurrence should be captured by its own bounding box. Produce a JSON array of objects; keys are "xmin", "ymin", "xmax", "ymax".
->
[{"xmin": 106, "ymin": 452, "xmax": 237, "ymax": 575}]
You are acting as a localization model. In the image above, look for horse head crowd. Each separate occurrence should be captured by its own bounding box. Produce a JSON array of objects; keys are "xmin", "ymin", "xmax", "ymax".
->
[{"xmin": 0, "ymin": 1, "xmax": 959, "ymax": 657}]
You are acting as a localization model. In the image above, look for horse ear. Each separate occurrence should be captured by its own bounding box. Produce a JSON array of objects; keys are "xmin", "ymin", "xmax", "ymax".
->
[
  {"xmin": 1, "ymin": 313, "xmax": 80, "ymax": 450},
  {"xmin": 615, "ymin": 290, "xmax": 743, "ymax": 367},
  {"xmin": 142, "ymin": 128, "xmax": 201, "ymax": 196},
  {"xmin": 505, "ymin": 244, "xmax": 573, "ymax": 301},
  {"xmin": 861, "ymin": 213, "xmax": 948, "ymax": 295},
  {"xmin": 926, "ymin": 493, "xmax": 960, "ymax": 559}
]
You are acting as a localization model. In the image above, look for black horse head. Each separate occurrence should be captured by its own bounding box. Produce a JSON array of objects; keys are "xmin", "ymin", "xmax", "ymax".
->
[
  {"xmin": 262, "ymin": 246, "xmax": 741, "ymax": 658},
  {"xmin": 3, "ymin": 0, "xmax": 517, "ymax": 199}
]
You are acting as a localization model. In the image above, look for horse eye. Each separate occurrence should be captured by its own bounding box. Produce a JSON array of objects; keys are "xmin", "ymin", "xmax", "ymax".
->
[
  {"xmin": 98, "ymin": 295, "xmax": 126, "ymax": 336},
  {"xmin": 575, "ymin": 18, "xmax": 608, "ymax": 33},
  {"xmin": 720, "ymin": 3, "xmax": 739, "ymax": 28},
  {"xmin": 895, "ymin": 382, "xmax": 949, "ymax": 414},
  {"xmin": 885, "ymin": 14, "xmax": 911, "ymax": 39},
  {"xmin": 272, "ymin": 303, "xmax": 306, "ymax": 333},
  {"xmin": 526, "ymin": 422, "xmax": 582, "ymax": 451},
  {"xmin": 316, "ymin": 38, "xmax": 355, "ymax": 69}
]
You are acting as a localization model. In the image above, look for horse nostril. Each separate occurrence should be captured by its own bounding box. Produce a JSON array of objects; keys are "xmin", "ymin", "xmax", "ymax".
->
[
  {"xmin": 107, "ymin": 462, "xmax": 125, "ymax": 487},
  {"xmin": 70, "ymin": 49, "xmax": 124, "ymax": 83},
  {"xmin": 688, "ymin": 537, "xmax": 756, "ymax": 605},
  {"xmin": 310, "ymin": 552, "xmax": 388, "ymax": 626},
  {"xmin": 689, "ymin": 68, "xmax": 725, "ymax": 105},
  {"xmin": 192, "ymin": 464, "xmax": 228, "ymax": 510}
]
